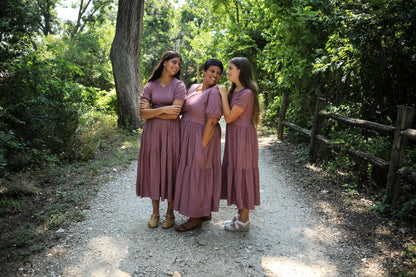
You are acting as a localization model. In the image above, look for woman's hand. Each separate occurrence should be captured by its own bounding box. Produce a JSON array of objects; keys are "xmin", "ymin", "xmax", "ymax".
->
[
  {"xmin": 140, "ymin": 99, "xmax": 151, "ymax": 109},
  {"xmin": 140, "ymin": 99, "xmax": 182, "ymax": 119},
  {"xmin": 216, "ymin": 85, "xmax": 228, "ymax": 97},
  {"xmin": 163, "ymin": 104, "xmax": 182, "ymax": 115}
]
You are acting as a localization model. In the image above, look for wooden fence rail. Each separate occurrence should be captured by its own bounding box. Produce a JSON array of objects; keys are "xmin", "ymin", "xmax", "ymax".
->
[
  {"xmin": 277, "ymin": 97, "xmax": 415, "ymax": 205},
  {"xmin": 319, "ymin": 111, "xmax": 396, "ymax": 134}
]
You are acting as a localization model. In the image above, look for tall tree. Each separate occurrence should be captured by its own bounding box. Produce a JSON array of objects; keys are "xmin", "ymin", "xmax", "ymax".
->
[
  {"xmin": 36, "ymin": 0, "xmax": 59, "ymax": 35},
  {"xmin": 65, "ymin": 0, "xmax": 114, "ymax": 39},
  {"xmin": 110, "ymin": 0, "xmax": 144, "ymax": 129}
]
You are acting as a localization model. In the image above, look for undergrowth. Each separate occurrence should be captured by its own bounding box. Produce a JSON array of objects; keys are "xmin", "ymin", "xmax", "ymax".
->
[{"xmin": 284, "ymin": 102, "xmax": 416, "ymax": 221}]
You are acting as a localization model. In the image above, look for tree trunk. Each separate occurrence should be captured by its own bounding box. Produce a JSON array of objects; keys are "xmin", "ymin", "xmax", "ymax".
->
[{"xmin": 110, "ymin": 0, "xmax": 144, "ymax": 130}]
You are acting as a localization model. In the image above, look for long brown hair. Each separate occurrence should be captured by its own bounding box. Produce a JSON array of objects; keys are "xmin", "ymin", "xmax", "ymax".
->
[
  {"xmin": 148, "ymin": 51, "xmax": 182, "ymax": 82},
  {"xmin": 228, "ymin": 57, "xmax": 260, "ymax": 126}
]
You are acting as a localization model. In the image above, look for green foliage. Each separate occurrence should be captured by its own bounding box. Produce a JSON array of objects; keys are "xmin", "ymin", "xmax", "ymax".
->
[
  {"xmin": 371, "ymin": 196, "xmax": 392, "ymax": 214},
  {"xmin": 321, "ymin": 104, "xmax": 415, "ymax": 219},
  {"xmin": 39, "ymin": 189, "xmax": 86, "ymax": 228},
  {"xmin": 141, "ymin": 0, "xmax": 178, "ymax": 82},
  {"xmin": 61, "ymin": 30, "xmax": 114, "ymax": 90},
  {"xmin": 263, "ymin": 95, "xmax": 280, "ymax": 127},
  {"xmin": 315, "ymin": 104, "xmax": 394, "ymax": 191},
  {"xmin": 343, "ymin": 182, "xmax": 358, "ymax": 195},
  {"xmin": 0, "ymin": 224, "xmax": 46, "ymax": 261},
  {"xmin": 97, "ymin": 90, "xmax": 118, "ymax": 113},
  {"xmin": 0, "ymin": 51, "xmax": 119, "ymax": 172},
  {"xmin": 0, "ymin": 53, "xmax": 88, "ymax": 170},
  {"xmin": 0, "ymin": 199, "xmax": 23, "ymax": 216},
  {"xmin": 393, "ymin": 198, "xmax": 416, "ymax": 219},
  {"xmin": 294, "ymin": 143, "xmax": 309, "ymax": 163},
  {"xmin": 74, "ymin": 111, "xmax": 119, "ymax": 161},
  {"xmin": 372, "ymin": 189, "xmax": 416, "ymax": 220},
  {"xmin": 394, "ymin": 146, "xmax": 416, "ymax": 220},
  {"xmin": 313, "ymin": 0, "xmax": 416, "ymax": 122},
  {"xmin": 39, "ymin": 23, "xmax": 115, "ymax": 91},
  {"xmin": 285, "ymin": 92, "xmax": 314, "ymax": 142},
  {"xmin": 176, "ymin": 0, "xmax": 230, "ymax": 85},
  {"xmin": 62, "ymin": 0, "xmax": 116, "ymax": 40},
  {"xmin": 7, "ymin": 227, "xmax": 33, "ymax": 248},
  {"xmin": 0, "ymin": 0, "xmax": 40, "ymax": 64},
  {"xmin": 402, "ymin": 245, "xmax": 416, "ymax": 264},
  {"xmin": 259, "ymin": 0, "xmax": 333, "ymax": 120},
  {"xmin": 1, "ymin": 20, "xmax": 118, "ymax": 171}
]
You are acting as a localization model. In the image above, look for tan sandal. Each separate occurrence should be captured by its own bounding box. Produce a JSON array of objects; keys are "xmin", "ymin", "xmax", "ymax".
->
[
  {"xmin": 161, "ymin": 214, "xmax": 175, "ymax": 229},
  {"xmin": 148, "ymin": 214, "xmax": 160, "ymax": 228}
]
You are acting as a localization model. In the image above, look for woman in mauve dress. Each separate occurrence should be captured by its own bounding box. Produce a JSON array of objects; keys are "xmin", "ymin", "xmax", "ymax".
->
[
  {"xmin": 217, "ymin": 57, "xmax": 260, "ymax": 232},
  {"xmin": 173, "ymin": 59, "xmax": 224, "ymax": 232},
  {"xmin": 136, "ymin": 51, "xmax": 186, "ymax": 229}
]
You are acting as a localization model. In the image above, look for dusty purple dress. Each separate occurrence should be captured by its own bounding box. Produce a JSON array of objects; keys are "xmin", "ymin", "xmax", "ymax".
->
[
  {"xmin": 174, "ymin": 84, "xmax": 222, "ymax": 217},
  {"xmin": 221, "ymin": 88, "xmax": 260, "ymax": 210},
  {"xmin": 136, "ymin": 78, "xmax": 186, "ymax": 201}
]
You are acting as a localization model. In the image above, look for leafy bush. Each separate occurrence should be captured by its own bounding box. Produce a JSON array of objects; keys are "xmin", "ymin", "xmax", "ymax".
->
[
  {"xmin": 0, "ymin": 54, "xmax": 90, "ymax": 170},
  {"xmin": 96, "ymin": 90, "xmax": 118, "ymax": 114},
  {"xmin": 74, "ymin": 111, "xmax": 119, "ymax": 161},
  {"xmin": 285, "ymin": 92, "xmax": 314, "ymax": 143},
  {"xmin": 263, "ymin": 95, "xmax": 280, "ymax": 127},
  {"xmin": 392, "ymin": 147, "xmax": 416, "ymax": 219}
]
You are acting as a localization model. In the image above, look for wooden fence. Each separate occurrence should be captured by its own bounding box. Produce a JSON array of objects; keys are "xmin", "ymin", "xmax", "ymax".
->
[{"xmin": 277, "ymin": 95, "xmax": 416, "ymax": 205}]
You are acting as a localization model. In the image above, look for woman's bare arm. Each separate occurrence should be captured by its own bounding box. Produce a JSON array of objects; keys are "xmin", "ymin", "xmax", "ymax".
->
[
  {"xmin": 139, "ymin": 100, "xmax": 182, "ymax": 119},
  {"xmin": 202, "ymin": 117, "xmax": 219, "ymax": 148},
  {"xmin": 217, "ymin": 85, "xmax": 244, "ymax": 123},
  {"xmin": 156, "ymin": 100, "xmax": 184, "ymax": 119}
]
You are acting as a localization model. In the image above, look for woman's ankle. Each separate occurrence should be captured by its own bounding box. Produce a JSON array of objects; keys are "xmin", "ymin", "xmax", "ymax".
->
[{"xmin": 238, "ymin": 209, "xmax": 249, "ymax": 223}]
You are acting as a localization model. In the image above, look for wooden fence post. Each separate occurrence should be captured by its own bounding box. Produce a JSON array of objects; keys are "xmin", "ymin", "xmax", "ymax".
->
[
  {"xmin": 309, "ymin": 97, "xmax": 326, "ymax": 162},
  {"xmin": 385, "ymin": 105, "xmax": 415, "ymax": 205},
  {"xmin": 277, "ymin": 90, "xmax": 289, "ymax": 140}
]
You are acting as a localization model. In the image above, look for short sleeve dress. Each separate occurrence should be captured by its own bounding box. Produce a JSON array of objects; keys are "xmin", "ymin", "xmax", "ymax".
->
[
  {"xmin": 220, "ymin": 88, "xmax": 260, "ymax": 210},
  {"xmin": 174, "ymin": 84, "xmax": 223, "ymax": 218},
  {"xmin": 136, "ymin": 78, "xmax": 186, "ymax": 202}
]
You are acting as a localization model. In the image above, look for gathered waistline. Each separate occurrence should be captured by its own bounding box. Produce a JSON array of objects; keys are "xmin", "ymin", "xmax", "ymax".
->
[
  {"xmin": 181, "ymin": 117, "xmax": 206, "ymax": 125},
  {"xmin": 227, "ymin": 122, "xmax": 255, "ymax": 127}
]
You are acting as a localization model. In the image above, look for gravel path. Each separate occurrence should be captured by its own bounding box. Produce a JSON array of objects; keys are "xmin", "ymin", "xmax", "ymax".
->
[{"xmin": 16, "ymin": 134, "xmax": 386, "ymax": 276}]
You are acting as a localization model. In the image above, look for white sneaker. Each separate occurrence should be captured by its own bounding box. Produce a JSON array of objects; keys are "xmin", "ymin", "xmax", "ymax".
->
[
  {"xmin": 225, "ymin": 214, "xmax": 239, "ymax": 224},
  {"xmin": 224, "ymin": 219, "xmax": 250, "ymax": 232}
]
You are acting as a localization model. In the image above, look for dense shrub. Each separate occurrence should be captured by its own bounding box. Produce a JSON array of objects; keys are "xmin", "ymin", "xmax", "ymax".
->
[{"xmin": 0, "ymin": 54, "xmax": 89, "ymax": 171}]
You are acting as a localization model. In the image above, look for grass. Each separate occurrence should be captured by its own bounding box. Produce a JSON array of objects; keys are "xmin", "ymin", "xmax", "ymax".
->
[{"xmin": 0, "ymin": 199, "xmax": 24, "ymax": 216}]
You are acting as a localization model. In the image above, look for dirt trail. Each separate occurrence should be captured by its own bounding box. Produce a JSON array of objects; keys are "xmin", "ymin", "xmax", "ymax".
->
[{"xmin": 16, "ymin": 135, "xmax": 388, "ymax": 276}]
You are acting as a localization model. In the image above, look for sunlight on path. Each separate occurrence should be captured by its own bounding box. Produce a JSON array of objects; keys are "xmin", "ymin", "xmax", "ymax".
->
[
  {"xmin": 262, "ymin": 256, "xmax": 337, "ymax": 276},
  {"xmin": 65, "ymin": 236, "xmax": 130, "ymax": 276}
]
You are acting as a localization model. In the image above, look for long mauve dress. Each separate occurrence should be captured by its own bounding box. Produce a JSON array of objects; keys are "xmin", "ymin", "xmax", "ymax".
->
[
  {"xmin": 221, "ymin": 88, "xmax": 260, "ymax": 210},
  {"xmin": 174, "ymin": 84, "xmax": 222, "ymax": 218},
  {"xmin": 136, "ymin": 78, "xmax": 186, "ymax": 201}
]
